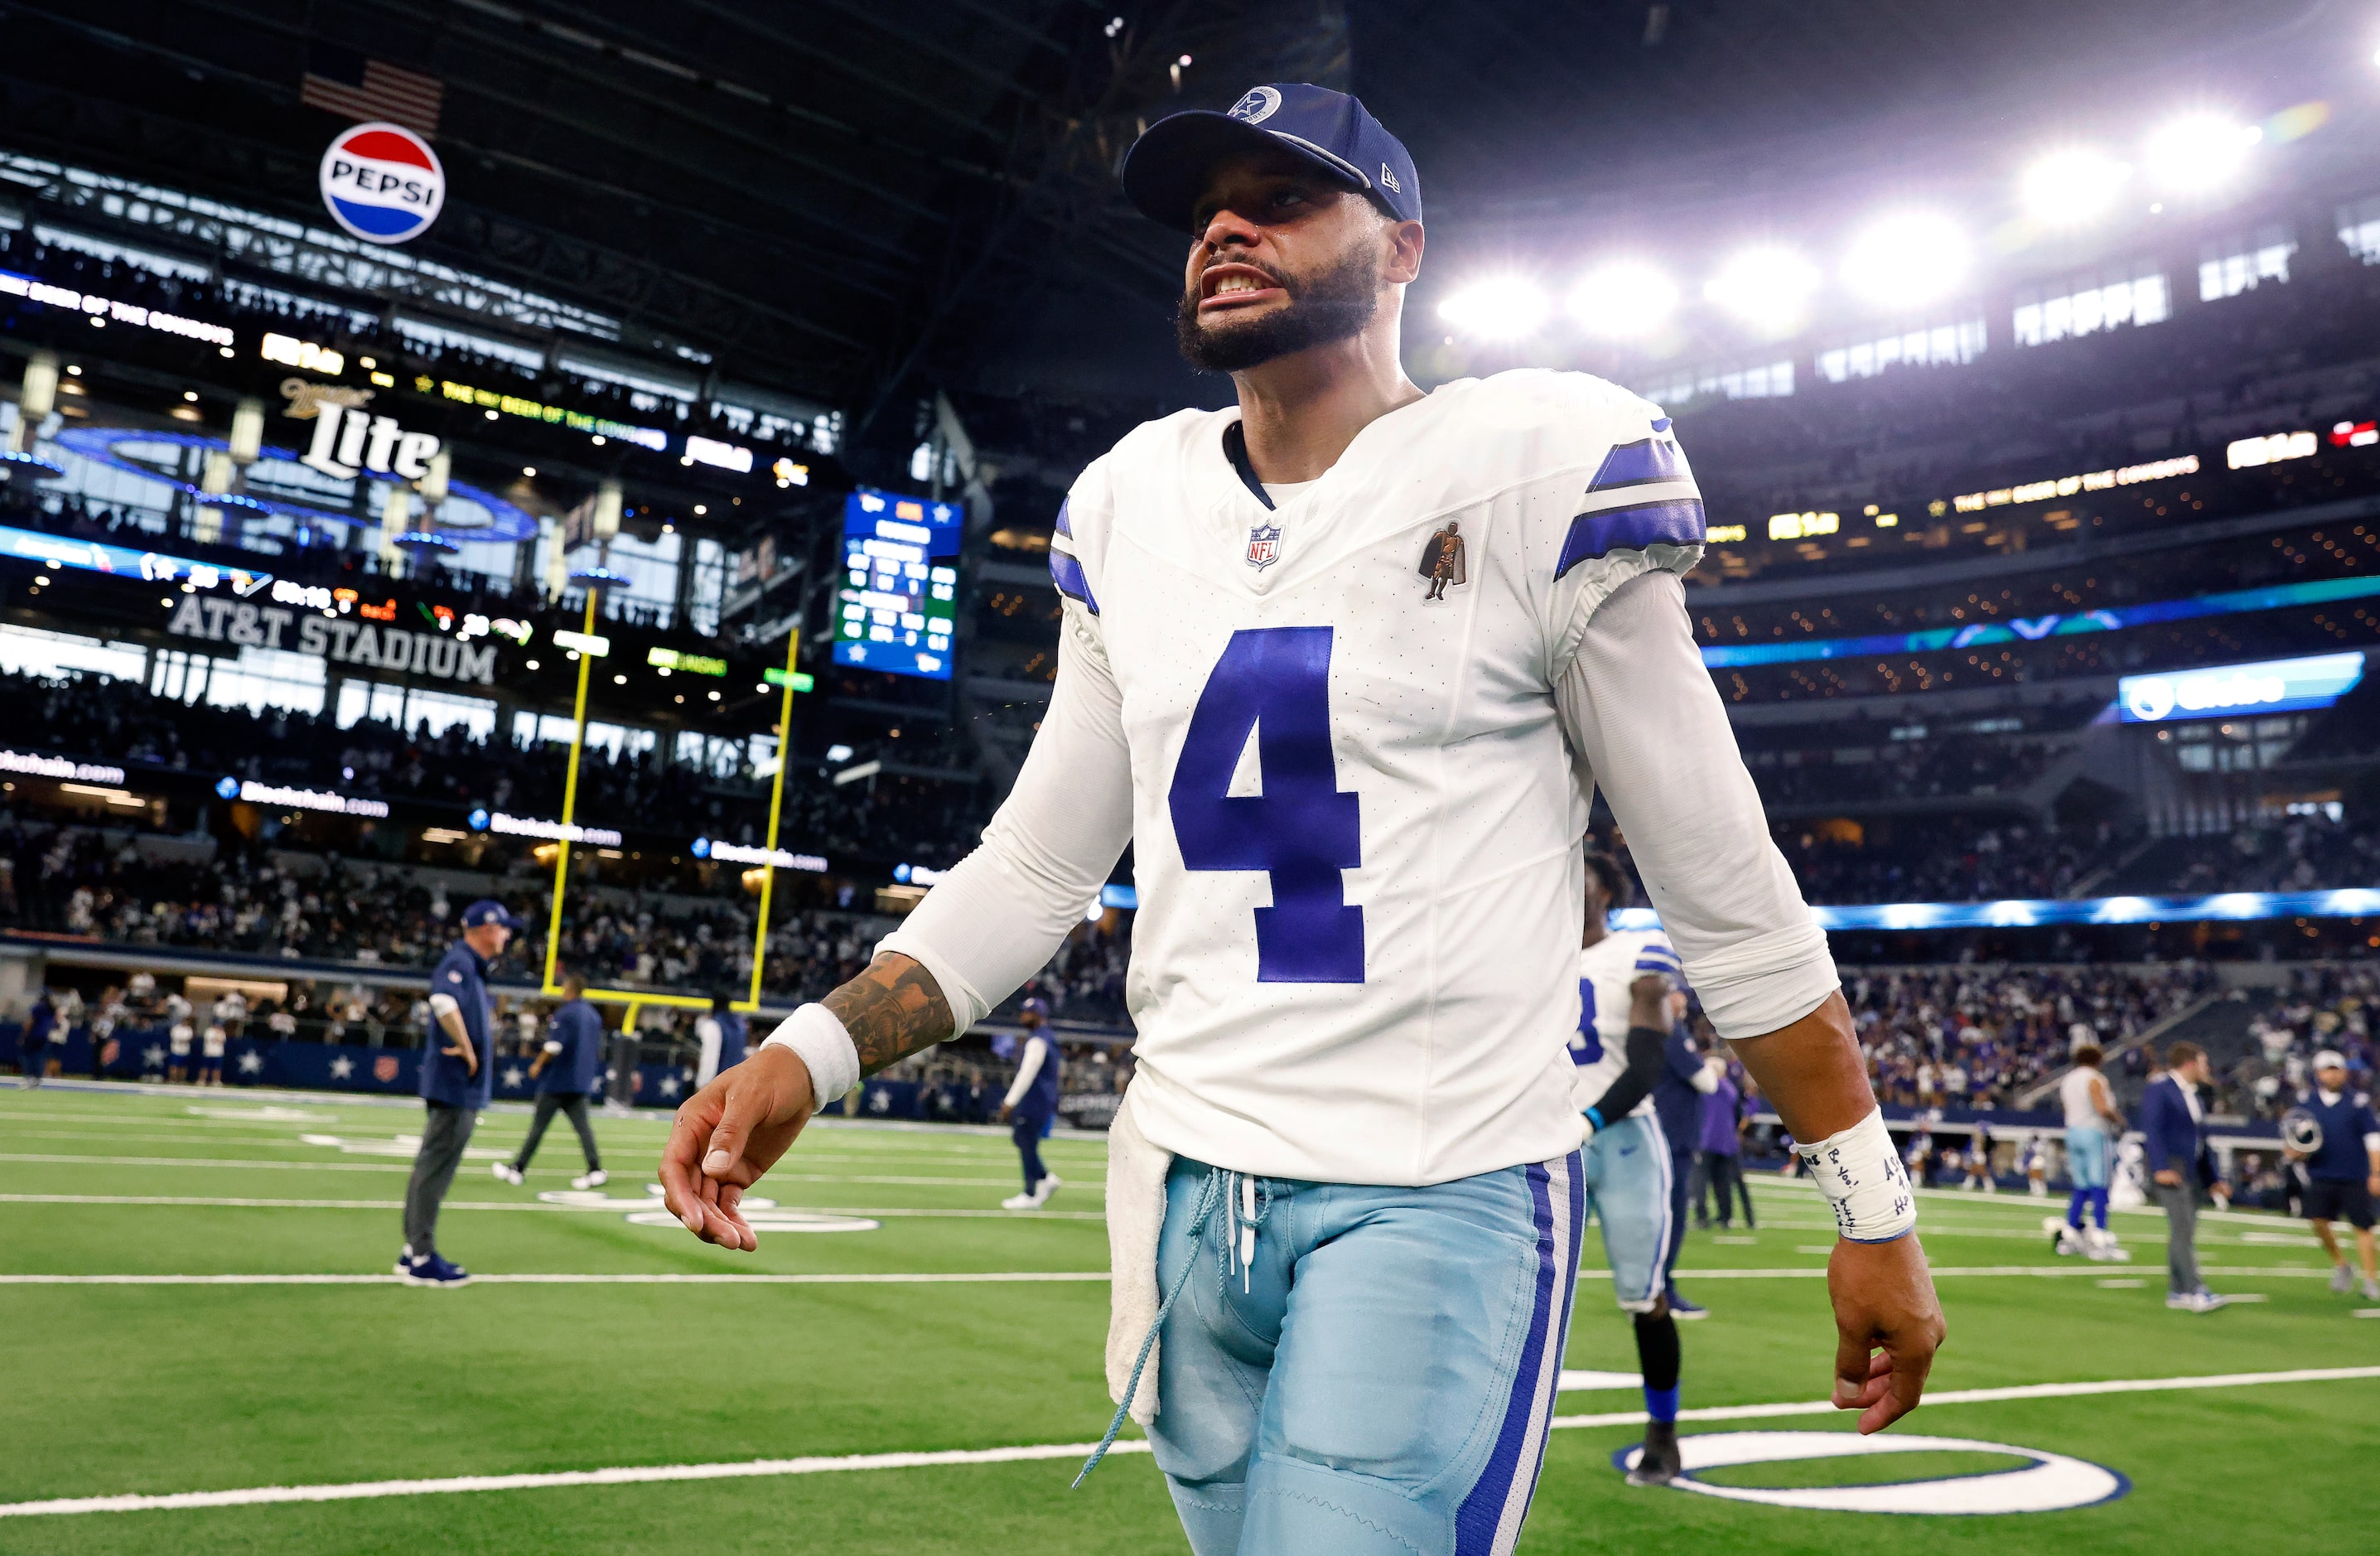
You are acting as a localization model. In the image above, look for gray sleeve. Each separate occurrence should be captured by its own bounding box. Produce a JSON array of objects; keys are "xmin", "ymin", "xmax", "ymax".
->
[{"xmin": 1552, "ymin": 570, "xmax": 1839, "ymax": 1041}]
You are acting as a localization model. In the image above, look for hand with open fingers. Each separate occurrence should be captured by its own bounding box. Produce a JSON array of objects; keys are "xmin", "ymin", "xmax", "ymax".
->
[
  {"xmin": 658, "ymin": 1044, "xmax": 815, "ymax": 1251},
  {"xmin": 1828, "ymin": 1235, "xmax": 1945, "ymax": 1434}
]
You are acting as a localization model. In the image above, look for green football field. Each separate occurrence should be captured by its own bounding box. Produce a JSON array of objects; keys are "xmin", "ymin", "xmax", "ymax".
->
[{"xmin": 3, "ymin": 1083, "xmax": 2377, "ymax": 1554}]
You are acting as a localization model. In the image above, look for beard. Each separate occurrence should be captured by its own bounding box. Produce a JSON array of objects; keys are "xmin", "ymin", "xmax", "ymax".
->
[{"xmin": 1175, "ymin": 241, "xmax": 1380, "ymax": 373}]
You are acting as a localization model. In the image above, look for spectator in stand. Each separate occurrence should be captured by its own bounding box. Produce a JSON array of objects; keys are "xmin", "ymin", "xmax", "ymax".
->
[
  {"xmin": 2284, "ymin": 1051, "xmax": 2380, "ymax": 1303},
  {"xmin": 2141, "ymin": 1042, "xmax": 2232, "ymax": 1313}
]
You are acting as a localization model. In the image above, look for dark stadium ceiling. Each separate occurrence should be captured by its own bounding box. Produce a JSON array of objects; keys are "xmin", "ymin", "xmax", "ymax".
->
[{"xmin": 0, "ymin": 0, "xmax": 2350, "ymax": 433}]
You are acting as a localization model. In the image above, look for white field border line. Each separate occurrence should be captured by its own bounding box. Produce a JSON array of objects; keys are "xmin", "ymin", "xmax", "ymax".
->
[
  {"xmin": 0, "ymin": 1193, "xmax": 1107, "ymax": 1220},
  {"xmin": 0, "ymin": 1264, "xmax": 2347, "ymax": 1284},
  {"xmin": 6, "ymin": 1365, "xmax": 2376, "ymax": 1520},
  {"xmin": 0, "ymin": 1153, "xmax": 1092, "ymax": 1187},
  {"xmin": 0, "ymin": 1284, "xmax": 1113, "ymax": 1294}
]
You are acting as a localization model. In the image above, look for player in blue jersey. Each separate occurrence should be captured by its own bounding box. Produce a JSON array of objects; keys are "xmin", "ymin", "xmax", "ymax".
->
[{"xmin": 1570, "ymin": 849, "xmax": 1694, "ymax": 1485}]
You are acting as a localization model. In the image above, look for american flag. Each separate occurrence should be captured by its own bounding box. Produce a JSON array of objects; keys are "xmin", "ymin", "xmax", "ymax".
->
[{"xmin": 299, "ymin": 44, "xmax": 443, "ymax": 138}]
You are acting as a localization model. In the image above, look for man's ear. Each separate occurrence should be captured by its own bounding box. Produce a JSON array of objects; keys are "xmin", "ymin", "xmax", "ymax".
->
[{"xmin": 1383, "ymin": 218, "xmax": 1425, "ymax": 285}]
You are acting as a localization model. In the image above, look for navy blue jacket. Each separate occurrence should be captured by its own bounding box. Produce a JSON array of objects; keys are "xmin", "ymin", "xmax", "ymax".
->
[
  {"xmin": 2139, "ymin": 1075, "xmax": 2216, "ymax": 1186},
  {"xmin": 2294, "ymin": 1089, "xmax": 2380, "ymax": 1182},
  {"xmin": 1650, "ymin": 1028, "xmax": 1704, "ymax": 1157},
  {"xmin": 539, "ymin": 999, "xmax": 605, "ymax": 1096},
  {"xmin": 716, "ymin": 1011, "xmax": 748, "ymax": 1073},
  {"xmin": 419, "ymin": 942, "xmax": 495, "ymax": 1109}
]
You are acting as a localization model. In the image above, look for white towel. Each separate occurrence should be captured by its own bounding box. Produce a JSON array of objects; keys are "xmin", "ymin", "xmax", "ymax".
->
[{"xmin": 1103, "ymin": 1086, "xmax": 1173, "ymax": 1425}]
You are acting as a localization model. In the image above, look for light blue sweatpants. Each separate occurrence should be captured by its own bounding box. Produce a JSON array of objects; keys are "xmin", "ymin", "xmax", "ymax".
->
[{"xmin": 1147, "ymin": 1148, "xmax": 1586, "ymax": 1556}]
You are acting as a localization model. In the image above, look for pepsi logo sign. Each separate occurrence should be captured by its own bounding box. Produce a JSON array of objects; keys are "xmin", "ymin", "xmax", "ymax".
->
[{"xmin": 318, "ymin": 123, "xmax": 445, "ymax": 245}]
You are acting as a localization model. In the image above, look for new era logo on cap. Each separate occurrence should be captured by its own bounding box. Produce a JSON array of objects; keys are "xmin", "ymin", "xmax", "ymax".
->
[{"xmin": 1123, "ymin": 82, "xmax": 1421, "ymax": 232}]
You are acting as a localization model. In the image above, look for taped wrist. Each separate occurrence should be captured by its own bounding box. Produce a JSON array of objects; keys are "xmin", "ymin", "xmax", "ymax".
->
[
  {"xmin": 762, "ymin": 1004, "xmax": 859, "ymax": 1107},
  {"xmin": 1795, "ymin": 1108, "xmax": 1916, "ymax": 1243}
]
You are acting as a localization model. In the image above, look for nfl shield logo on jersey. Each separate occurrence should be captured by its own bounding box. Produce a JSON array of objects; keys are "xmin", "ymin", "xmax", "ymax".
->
[{"xmin": 1246, "ymin": 522, "xmax": 1282, "ymax": 571}]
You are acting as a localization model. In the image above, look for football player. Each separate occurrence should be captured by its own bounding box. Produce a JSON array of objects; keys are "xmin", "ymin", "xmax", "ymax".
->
[
  {"xmin": 663, "ymin": 82, "xmax": 1943, "ymax": 1556},
  {"xmin": 1570, "ymin": 848, "xmax": 1692, "ymax": 1485}
]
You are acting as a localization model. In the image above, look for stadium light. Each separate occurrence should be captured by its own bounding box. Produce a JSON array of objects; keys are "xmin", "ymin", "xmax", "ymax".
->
[
  {"xmin": 2019, "ymin": 148, "xmax": 2131, "ymax": 225},
  {"xmin": 2143, "ymin": 114, "xmax": 2259, "ymax": 193},
  {"xmin": 1702, "ymin": 246, "xmax": 1822, "ymax": 332},
  {"xmin": 1566, "ymin": 261, "xmax": 1678, "ymax": 338},
  {"xmin": 1437, "ymin": 278, "xmax": 1549, "ymax": 340},
  {"xmin": 1840, "ymin": 212, "xmax": 1970, "ymax": 311}
]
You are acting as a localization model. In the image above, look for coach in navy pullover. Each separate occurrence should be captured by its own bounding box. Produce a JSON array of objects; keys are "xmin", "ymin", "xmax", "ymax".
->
[
  {"xmin": 542, "ymin": 993, "xmax": 605, "ymax": 1097},
  {"xmin": 400, "ymin": 900, "xmax": 519, "ymax": 1278}
]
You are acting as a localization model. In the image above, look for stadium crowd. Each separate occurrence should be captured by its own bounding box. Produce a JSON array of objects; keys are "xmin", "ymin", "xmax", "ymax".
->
[{"xmin": 1842, "ymin": 962, "xmax": 2215, "ymax": 1110}]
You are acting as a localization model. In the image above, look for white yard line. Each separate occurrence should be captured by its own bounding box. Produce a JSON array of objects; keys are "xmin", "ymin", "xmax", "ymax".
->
[
  {"xmin": 0, "ymin": 1193, "xmax": 1104, "ymax": 1220},
  {"xmin": 0, "ymin": 1153, "xmax": 1098, "ymax": 1187},
  {"xmin": 0, "ymin": 1284, "xmax": 1104, "ymax": 1294},
  {"xmin": 0, "ymin": 1260, "xmax": 2342, "ymax": 1283},
  {"xmin": 5, "ymin": 1365, "xmax": 2374, "ymax": 1520}
]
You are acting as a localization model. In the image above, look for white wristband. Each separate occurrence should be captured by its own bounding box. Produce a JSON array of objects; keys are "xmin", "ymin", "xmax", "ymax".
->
[
  {"xmin": 1795, "ymin": 1109, "xmax": 1917, "ymax": 1243},
  {"xmin": 763, "ymin": 1004, "xmax": 860, "ymax": 1108}
]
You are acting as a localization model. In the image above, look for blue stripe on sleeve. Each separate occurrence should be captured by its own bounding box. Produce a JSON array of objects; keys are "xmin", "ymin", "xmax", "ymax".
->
[
  {"xmin": 1048, "ymin": 548, "xmax": 1099, "ymax": 615},
  {"xmin": 1586, "ymin": 437, "xmax": 1689, "ymax": 494},
  {"xmin": 1053, "ymin": 499, "xmax": 1073, "ymax": 539},
  {"xmin": 1555, "ymin": 499, "xmax": 1707, "ymax": 579}
]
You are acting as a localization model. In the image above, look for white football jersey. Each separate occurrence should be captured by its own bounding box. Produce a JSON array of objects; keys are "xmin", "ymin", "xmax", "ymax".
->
[
  {"xmin": 1569, "ymin": 929, "xmax": 1682, "ymax": 1119},
  {"xmin": 1020, "ymin": 370, "xmax": 1701, "ymax": 1184}
]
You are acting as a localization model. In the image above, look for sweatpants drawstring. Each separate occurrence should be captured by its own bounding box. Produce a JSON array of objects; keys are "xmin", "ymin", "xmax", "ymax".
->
[{"xmin": 1074, "ymin": 1167, "xmax": 1223, "ymax": 1489}]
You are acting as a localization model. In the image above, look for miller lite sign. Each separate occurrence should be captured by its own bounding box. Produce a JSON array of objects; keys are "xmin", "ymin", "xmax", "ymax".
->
[{"xmin": 318, "ymin": 123, "xmax": 445, "ymax": 245}]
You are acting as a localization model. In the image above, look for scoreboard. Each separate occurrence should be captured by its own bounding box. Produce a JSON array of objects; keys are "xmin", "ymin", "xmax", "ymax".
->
[{"xmin": 833, "ymin": 489, "xmax": 961, "ymax": 681}]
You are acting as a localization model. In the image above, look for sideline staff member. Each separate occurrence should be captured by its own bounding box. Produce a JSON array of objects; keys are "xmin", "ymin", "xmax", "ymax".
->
[
  {"xmin": 2141, "ymin": 1041, "xmax": 2232, "ymax": 1314},
  {"xmin": 2288, "ymin": 1050, "xmax": 2380, "ymax": 1302},
  {"xmin": 398, "ymin": 900, "xmax": 519, "ymax": 1288},
  {"xmin": 495, "ymin": 972, "xmax": 608, "ymax": 1191}
]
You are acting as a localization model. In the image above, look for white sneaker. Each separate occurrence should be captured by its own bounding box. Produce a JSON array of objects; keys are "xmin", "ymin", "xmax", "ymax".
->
[
  {"xmin": 2331, "ymin": 1264, "xmax": 2355, "ymax": 1295},
  {"xmin": 1001, "ymin": 1191, "xmax": 1038, "ymax": 1210},
  {"xmin": 490, "ymin": 1162, "xmax": 524, "ymax": 1186},
  {"xmin": 572, "ymin": 1169, "xmax": 608, "ymax": 1191},
  {"xmin": 2165, "ymin": 1291, "xmax": 2231, "ymax": 1313},
  {"xmin": 2363, "ymin": 1278, "xmax": 2380, "ymax": 1302},
  {"xmin": 1031, "ymin": 1172, "xmax": 1064, "ymax": 1207}
]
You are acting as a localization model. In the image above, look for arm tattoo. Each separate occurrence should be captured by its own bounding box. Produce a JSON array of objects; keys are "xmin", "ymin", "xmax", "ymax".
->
[{"xmin": 823, "ymin": 954, "xmax": 956, "ymax": 1077}]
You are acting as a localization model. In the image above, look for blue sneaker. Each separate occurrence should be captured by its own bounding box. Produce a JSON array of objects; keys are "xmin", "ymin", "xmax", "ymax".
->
[
  {"xmin": 395, "ymin": 1250, "xmax": 471, "ymax": 1288},
  {"xmin": 1665, "ymin": 1291, "xmax": 1707, "ymax": 1320}
]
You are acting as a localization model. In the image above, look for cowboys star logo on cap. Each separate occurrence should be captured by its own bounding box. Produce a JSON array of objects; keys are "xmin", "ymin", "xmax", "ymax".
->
[{"xmin": 1229, "ymin": 86, "xmax": 1282, "ymax": 123}]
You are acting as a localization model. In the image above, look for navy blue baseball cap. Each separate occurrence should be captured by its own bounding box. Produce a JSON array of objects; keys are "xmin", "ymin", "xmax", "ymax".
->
[
  {"xmin": 1123, "ymin": 83, "xmax": 1421, "ymax": 233},
  {"xmin": 461, "ymin": 899, "xmax": 523, "ymax": 931},
  {"xmin": 1020, "ymin": 997, "xmax": 1051, "ymax": 1019}
]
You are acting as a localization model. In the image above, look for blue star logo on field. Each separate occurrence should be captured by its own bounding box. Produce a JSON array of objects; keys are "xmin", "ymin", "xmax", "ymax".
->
[
  {"xmin": 236, "ymin": 1050, "xmax": 263, "ymax": 1075},
  {"xmin": 317, "ymin": 123, "xmax": 445, "ymax": 245},
  {"xmin": 214, "ymin": 775, "xmax": 241, "ymax": 800},
  {"xmin": 1246, "ymin": 522, "xmax": 1282, "ymax": 571}
]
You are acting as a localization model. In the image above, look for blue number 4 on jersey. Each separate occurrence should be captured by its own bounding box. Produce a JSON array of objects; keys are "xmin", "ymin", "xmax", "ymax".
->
[{"xmin": 1167, "ymin": 626, "xmax": 1365, "ymax": 983}]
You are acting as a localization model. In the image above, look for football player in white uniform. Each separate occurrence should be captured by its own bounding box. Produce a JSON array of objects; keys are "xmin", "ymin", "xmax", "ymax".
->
[
  {"xmin": 1570, "ymin": 849, "xmax": 1692, "ymax": 1486},
  {"xmin": 662, "ymin": 82, "xmax": 1943, "ymax": 1556}
]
